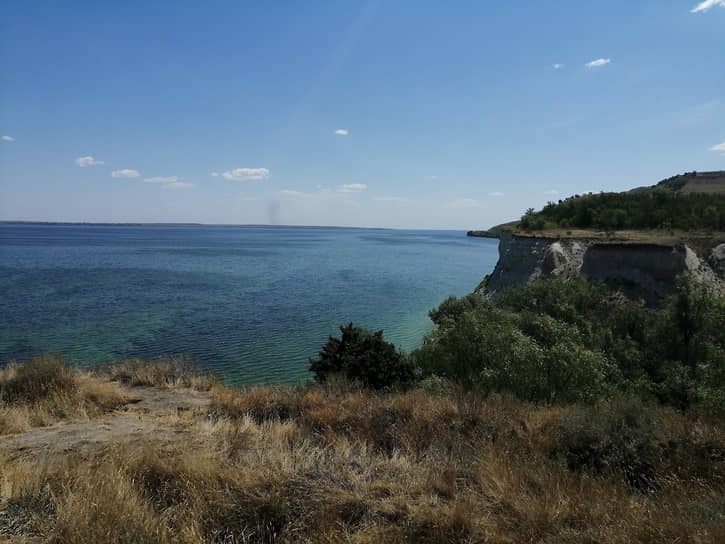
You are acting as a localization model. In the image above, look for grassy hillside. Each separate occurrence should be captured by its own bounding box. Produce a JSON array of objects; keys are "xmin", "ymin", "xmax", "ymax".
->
[
  {"xmin": 1, "ymin": 356, "xmax": 724, "ymax": 543},
  {"xmin": 655, "ymin": 171, "xmax": 725, "ymax": 194}
]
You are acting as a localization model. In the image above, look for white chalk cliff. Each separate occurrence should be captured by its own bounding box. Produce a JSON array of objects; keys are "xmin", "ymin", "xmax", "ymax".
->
[{"xmin": 480, "ymin": 230, "xmax": 725, "ymax": 304}]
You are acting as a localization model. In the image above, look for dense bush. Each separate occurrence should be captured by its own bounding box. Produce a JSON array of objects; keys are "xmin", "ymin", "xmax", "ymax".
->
[
  {"xmin": 557, "ymin": 397, "xmax": 660, "ymax": 490},
  {"xmin": 519, "ymin": 188, "xmax": 725, "ymax": 231},
  {"xmin": 557, "ymin": 397, "xmax": 725, "ymax": 491},
  {"xmin": 309, "ymin": 323, "xmax": 414, "ymax": 389},
  {"xmin": 414, "ymin": 275, "xmax": 725, "ymax": 412}
]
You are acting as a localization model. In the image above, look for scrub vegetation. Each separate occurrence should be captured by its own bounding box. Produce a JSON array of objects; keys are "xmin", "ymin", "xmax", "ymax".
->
[
  {"xmin": 414, "ymin": 274, "xmax": 725, "ymax": 416},
  {"xmin": 518, "ymin": 180, "xmax": 725, "ymax": 232},
  {"xmin": 1, "ymin": 272, "xmax": 724, "ymax": 542},
  {"xmin": 1, "ymin": 358, "xmax": 724, "ymax": 543}
]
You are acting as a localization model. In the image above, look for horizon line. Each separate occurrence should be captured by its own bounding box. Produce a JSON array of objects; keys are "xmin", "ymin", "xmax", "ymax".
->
[{"xmin": 0, "ymin": 220, "xmax": 479, "ymax": 232}]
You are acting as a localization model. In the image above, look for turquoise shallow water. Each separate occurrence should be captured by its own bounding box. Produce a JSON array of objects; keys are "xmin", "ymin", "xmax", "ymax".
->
[{"xmin": 0, "ymin": 224, "xmax": 498, "ymax": 384}]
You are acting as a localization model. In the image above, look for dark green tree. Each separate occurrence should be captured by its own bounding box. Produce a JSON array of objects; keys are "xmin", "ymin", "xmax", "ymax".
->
[{"xmin": 309, "ymin": 323, "xmax": 414, "ymax": 389}]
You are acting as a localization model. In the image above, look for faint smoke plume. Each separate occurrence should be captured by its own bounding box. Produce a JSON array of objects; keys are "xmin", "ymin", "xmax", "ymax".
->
[{"xmin": 267, "ymin": 200, "xmax": 280, "ymax": 225}]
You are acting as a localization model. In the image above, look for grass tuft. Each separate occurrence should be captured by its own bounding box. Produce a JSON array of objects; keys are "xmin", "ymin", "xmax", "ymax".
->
[{"xmin": 104, "ymin": 356, "xmax": 214, "ymax": 391}]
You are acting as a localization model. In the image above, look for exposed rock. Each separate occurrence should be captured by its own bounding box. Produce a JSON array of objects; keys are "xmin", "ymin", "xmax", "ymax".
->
[
  {"xmin": 480, "ymin": 232, "xmax": 723, "ymax": 304},
  {"xmin": 710, "ymin": 244, "xmax": 725, "ymax": 280},
  {"xmin": 484, "ymin": 231, "xmax": 584, "ymax": 293},
  {"xmin": 581, "ymin": 244, "xmax": 687, "ymax": 303}
]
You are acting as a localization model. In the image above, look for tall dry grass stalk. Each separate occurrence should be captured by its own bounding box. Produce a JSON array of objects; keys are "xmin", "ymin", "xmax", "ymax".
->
[
  {"xmin": 103, "ymin": 356, "xmax": 214, "ymax": 391},
  {"xmin": 1, "ymin": 358, "xmax": 723, "ymax": 542}
]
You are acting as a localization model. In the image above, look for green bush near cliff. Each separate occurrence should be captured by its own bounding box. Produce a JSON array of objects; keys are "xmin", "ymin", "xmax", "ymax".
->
[
  {"xmin": 414, "ymin": 275, "xmax": 725, "ymax": 415},
  {"xmin": 309, "ymin": 323, "xmax": 414, "ymax": 389}
]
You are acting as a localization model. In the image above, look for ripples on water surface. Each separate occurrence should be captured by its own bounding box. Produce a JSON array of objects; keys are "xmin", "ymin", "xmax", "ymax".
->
[{"xmin": 0, "ymin": 224, "xmax": 498, "ymax": 384}]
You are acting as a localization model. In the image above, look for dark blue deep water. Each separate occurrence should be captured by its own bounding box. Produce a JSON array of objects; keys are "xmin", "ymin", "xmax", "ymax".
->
[{"xmin": 0, "ymin": 224, "xmax": 498, "ymax": 384}]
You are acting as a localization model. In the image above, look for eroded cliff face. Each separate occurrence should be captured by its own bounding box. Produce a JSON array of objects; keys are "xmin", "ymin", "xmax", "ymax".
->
[{"xmin": 481, "ymin": 231, "xmax": 724, "ymax": 304}]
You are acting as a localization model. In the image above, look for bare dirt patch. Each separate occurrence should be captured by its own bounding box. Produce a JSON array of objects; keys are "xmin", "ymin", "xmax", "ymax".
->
[{"xmin": 0, "ymin": 386, "xmax": 211, "ymax": 461}]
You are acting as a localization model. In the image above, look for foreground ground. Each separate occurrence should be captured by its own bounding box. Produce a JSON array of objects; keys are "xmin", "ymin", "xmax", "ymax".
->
[{"xmin": 1, "ymin": 357, "xmax": 724, "ymax": 543}]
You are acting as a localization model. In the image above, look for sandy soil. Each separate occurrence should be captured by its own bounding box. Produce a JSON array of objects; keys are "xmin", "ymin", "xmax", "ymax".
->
[{"xmin": 0, "ymin": 386, "xmax": 211, "ymax": 462}]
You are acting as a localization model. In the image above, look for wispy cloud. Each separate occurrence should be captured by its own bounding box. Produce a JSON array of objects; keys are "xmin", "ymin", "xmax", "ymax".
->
[
  {"xmin": 709, "ymin": 142, "xmax": 725, "ymax": 152},
  {"xmin": 691, "ymin": 0, "xmax": 725, "ymax": 13},
  {"xmin": 222, "ymin": 168, "xmax": 270, "ymax": 181},
  {"xmin": 544, "ymin": 189, "xmax": 560, "ymax": 195},
  {"xmin": 553, "ymin": 63, "xmax": 564, "ymax": 69},
  {"xmin": 210, "ymin": 172, "xmax": 220, "ymax": 177},
  {"xmin": 334, "ymin": 129, "xmax": 349, "ymax": 135},
  {"xmin": 373, "ymin": 196, "xmax": 412, "ymax": 202},
  {"xmin": 374, "ymin": 196, "xmax": 412, "ymax": 203},
  {"xmin": 111, "ymin": 169, "xmax": 140, "ymax": 178},
  {"xmin": 279, "ymin": 189, "xmax": 311, "ymax": 198},
  {"xmin": 144, "ymin": 176, "xmax": 179, "ymax": 184},
  {"xmin": 488, "ymin": 191, "xmax": 504, "ymax": 197},
  {"xmin": 1, "ymin": 135, "xmax": 15, "ymax": 142},
  {"xmin": 448, "ymin": 198, "xmax": 480, "ymax": 209},
  {"xmin": 338, "ymin": 183, "xmax": 367, "ymax": 193},
  {"xmin": 75, "ymin": 156, "xmax": 104, "ymax": 167},
  {"xmin": 163, "ymin": 182, "xmax": 193, "ymax": 189},
  {"xmin": 585, "ymin": 58, "xmax": 611, "ymax": 68}
]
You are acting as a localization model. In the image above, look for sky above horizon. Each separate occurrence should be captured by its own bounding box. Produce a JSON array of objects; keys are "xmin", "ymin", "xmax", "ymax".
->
[{"xmin": 1, "ymin": 1, "xmax": 724, "ymax": 229}]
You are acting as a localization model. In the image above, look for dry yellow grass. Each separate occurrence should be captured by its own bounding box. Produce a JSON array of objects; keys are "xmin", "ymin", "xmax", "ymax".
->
[
  {"xmin": 104, "ymin": 356, "xmax": 214, "ymax": 391},
  {"xmin": 507, "ymin": 227, "xmax": 725, "ymax": 246},
  {"xmin": 1, "ymin": 359, "xmax": 724, "ymax": 542},
  {"xmin": 0, "ymin": 355, "xmax": 130, "ymax": 435}
]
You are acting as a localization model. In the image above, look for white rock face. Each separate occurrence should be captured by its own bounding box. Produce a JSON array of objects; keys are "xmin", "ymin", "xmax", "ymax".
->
[
  {"xmin": 481, "ymin": 232, "xmax": 723, "ymax": 303},
  {"xmin": 710, "ymin": 244, "xmax": 725, "ymax": 280}
]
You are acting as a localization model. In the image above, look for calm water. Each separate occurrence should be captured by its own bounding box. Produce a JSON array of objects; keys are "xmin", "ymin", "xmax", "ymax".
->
[{"xmin": 0, "ymin": 224, "xmax": 498, "ymax": 384}]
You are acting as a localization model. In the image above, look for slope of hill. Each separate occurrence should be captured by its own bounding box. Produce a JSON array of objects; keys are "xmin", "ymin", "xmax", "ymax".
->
[{"xmin": 655, "ymin": 170, "xmax": 725, "ymax": 194}]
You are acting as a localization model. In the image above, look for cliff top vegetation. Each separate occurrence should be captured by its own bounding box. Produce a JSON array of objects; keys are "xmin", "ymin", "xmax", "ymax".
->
[{"xmin": 514, "ymin": 171, "xmax": 725, "ymax": 235}]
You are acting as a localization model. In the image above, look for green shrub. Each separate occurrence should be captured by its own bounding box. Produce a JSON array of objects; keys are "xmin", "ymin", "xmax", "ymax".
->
[
  {"xmin": 417, "ymin": 274, "xmax": 724, "ymax": 413},
  {"xmin": 416, "ymin": 306, "xmax": 612, "ymax": 402},
  {"xmin": 309, "ymin": 323, "xmax": 414, "ymax": 389},
  {"xmin": 557, "ymin": 397, "xmax": 661, "ymax": 491}
]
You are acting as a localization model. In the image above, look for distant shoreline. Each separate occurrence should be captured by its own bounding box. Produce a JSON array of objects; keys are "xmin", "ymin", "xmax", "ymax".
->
[{"xmin": 0, "ymin": 221, "xmax": 400, "ymax": 231}]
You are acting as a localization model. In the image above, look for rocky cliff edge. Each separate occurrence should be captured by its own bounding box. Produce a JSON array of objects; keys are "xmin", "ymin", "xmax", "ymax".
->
[{"xmin": 480, "ymin": 230, "xmax": 725, "ymax": 304}]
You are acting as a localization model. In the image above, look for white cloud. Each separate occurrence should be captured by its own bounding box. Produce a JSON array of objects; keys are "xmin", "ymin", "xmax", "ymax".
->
[
  {"xmin": 338, "ymin": 183, "xmax": 367, "ymax": 193},
  {"xmin": 544, "ymin": 189, "xmax": 560, "ymax": 195},
  {"xmin": 448, "ymin": 198, "xmax": 480, "ymax": 209},
  {"xmin": 222, "ymin": 168, "xmax": 270, "ymax": 181},
  {"xmin": 111, "ymin": 169, "xmax": 140, "ymax": 178},
  {"xmin": 553, "ymin": 63, "xmax": 564, "ymax": 69},
  {"xmin": 585, "ymin": 58, "xmax": 611, "ymax": 68},
  {"xmin": 163, "ymin": 182, "xmax": 193, "ymax": 189},
  {"xmin": 709, "ymin": 142, "xmax": 725, "ymax": 152},
  {"xmin": 334, "ymin": 129, "xmax": 349, "ymax": 135},
  {"xmin": 691, "ymin": 0, "xmax": 725, "ymax": 13},
  {"xmin": 144, "ymin": 176, "xmax": 179, "ymax": 183},
  {"xmin": 75, "ymin": 156, "xmax": 104, "ymax": 167},
  {"xmin": 210, "ymin": 172, "xmax": 220, "ymax": 177},
  {"xmin": 1, "ymin": 135, "xmax": 15, "ymax": 141},
  {"xmin": 488, "ymin": 191, "xmax": 504, "ymax": 197}
]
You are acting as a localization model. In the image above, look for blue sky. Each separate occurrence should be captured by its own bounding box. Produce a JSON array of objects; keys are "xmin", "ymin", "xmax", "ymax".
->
[{"xmin": 1, "ymin": 1, "xmax": 724, "ymax": 229}]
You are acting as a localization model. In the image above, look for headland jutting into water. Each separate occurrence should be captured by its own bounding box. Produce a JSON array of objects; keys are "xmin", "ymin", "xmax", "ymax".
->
[{"xmin": 1, "ymin": 171, "xmax": 724, "ymax": 542}]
